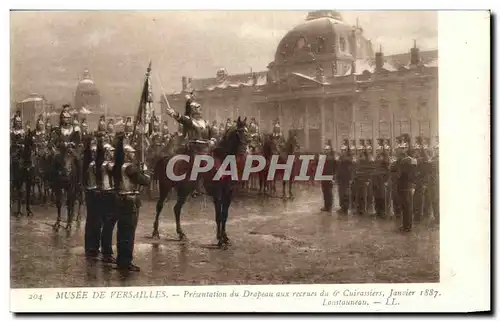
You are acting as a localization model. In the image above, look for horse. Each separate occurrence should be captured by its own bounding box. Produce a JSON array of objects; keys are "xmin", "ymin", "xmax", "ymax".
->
[
  {"xmin": 10, "ymin": 130, "xmax": 35, "ymax": 217},
  {"xmin": 51, "ymin": 142, "xmax": 82, "ymax": 231},
  {"xmin": 152, "ymin": 117, "xmax": 248, "ymax": 247},
  {"xmin": 31, "ymin": 141, "xmax": 49, "ymax": 204}
]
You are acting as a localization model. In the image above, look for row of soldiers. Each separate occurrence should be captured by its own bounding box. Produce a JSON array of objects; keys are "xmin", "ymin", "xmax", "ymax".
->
[{"xmin": 321, "ymin": 134, "xmax": 439, "ymax": 232}]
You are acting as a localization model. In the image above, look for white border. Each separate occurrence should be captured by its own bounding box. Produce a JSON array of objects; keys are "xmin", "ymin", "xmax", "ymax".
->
[{"xmin": 4, "ymin": 2, "xmax": 493, "ymax": 317}]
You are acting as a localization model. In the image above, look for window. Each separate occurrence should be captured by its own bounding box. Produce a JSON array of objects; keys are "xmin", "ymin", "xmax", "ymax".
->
[
  {"xmin": 317, "ymin": 37, "xmax": 325, "ymax": 53},
  {"xmin": 339, "ymin": 37, "xmax": 346, "ymax": 52},
  {"xmin": 295, "ymin": 37, "xmax": 306, "ymax": 52}
]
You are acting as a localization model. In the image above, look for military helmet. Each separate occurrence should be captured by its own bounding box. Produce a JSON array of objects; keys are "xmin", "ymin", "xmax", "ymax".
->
[
  {"xmin": 349, "ymin": 139, "xmax": 356, "ymax": 151},
  {"xmin": 357, "ymin": 139, "xmax": 365, "ymax": 151},
  {"xmin": 124, "ymin": 144, "xmax": 136, "ymax": 153},
  {"xmin": 107, "ymin": 119, "xmax": 114, "ymax": 131},
  {"xmin": 103, "ymin": 143, "xmax": 115, "ymax": 151},
  {"xmin": 365, "ymin": 139, "xmax": 373, "ymax": 152}
]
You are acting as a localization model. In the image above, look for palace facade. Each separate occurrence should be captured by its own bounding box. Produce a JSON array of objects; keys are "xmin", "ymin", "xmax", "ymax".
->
[{"xmin": 165, "ymin": 10, "xmax": 438, "ymax": 152}]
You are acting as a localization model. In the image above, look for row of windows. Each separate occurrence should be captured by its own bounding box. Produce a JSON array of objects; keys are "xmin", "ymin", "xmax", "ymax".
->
[{"xmin": 292, "ymin": 35, "xmax": 349, "ymax": 54}]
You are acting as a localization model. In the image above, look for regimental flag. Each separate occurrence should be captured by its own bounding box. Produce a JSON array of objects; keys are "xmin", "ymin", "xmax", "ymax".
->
[{"xmin": 132, "ymin": 61, "xmax": 154, "ymax": 158}]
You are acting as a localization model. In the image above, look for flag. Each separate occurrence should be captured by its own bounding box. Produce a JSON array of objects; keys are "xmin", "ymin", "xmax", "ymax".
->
[{"xmin": 132, "ymin": 61, "xmax": 154, "ymax": 157}]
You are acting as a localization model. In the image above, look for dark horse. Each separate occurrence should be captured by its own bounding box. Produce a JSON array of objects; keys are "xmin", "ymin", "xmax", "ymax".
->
[
  {"xmin": 152, "ymin": 117, "xmax": 248, "ymax": 247},
  {"xmin": 51, "ymin": 142, "xmax": 82, "ymax": 231},
  {"xmin": 10, "ymin": 130, "xmax": 35, "ymax": 217}
]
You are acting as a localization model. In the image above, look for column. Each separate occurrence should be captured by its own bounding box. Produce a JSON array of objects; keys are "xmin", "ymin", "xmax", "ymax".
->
[
  {"xmin": 332, "ymin": 98, "xmax": 338, "ymax": 150},
  {"xmin": 319, "ymin": 97, "xmax": 326, "ymax": 148},
  {"xmin": 304, "ymin": 100, "xmax": 310, "ymax": 150},
  {"xmin": 352, "ymin": 95, "xmax": 358, "ymax": 145}
]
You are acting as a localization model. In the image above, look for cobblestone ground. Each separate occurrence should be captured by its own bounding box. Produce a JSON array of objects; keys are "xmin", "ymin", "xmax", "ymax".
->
[{"xmin": 10, "ymin": 184, "xmax": 439, "ymax": 288}]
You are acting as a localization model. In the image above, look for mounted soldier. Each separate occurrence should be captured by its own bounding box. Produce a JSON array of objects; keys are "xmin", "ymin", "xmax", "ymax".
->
[
  {"xmin": 149, "ymin": 115, "xmax": 163, "ymax": 148},
  {"xmin": 164, "ymin": 93, "xmax": 217, "ymax": 197},
  {"xmin": 51, "ymin": 104, "xmax": 81, "ymax": 151},
  {"xmin": 270, "ymin": 118, "xmax": 285, "ymax": 148},
  {"xmin": 247, "ymin": 119, "xmax": 261, "ymax": 153},
  {"xmin": 123, "ymin": 117, "xmax": 135, "ymax": 146},
  {"xmin": 225, "ymin": 118, "xmax": 233, "ymax": 131},
  {"xmin": 33, "ymin": 115, "xmax": 48, "ymax": 151},
  {"xmin": 96, "ymin": 115, "xmax": 107, "ymax": 141},
  {"xmin": 106, "ymin": 119, "xmax": 115, "ymax": 145},
  {"xmin": 162, "ymin": 120, "xmax": 171, "ymax": 145},
  {"xmin": 211, "ymin": 120, "xmax": 221, "ymax": 141},
  {"xmin": 80, "ymin": 117, "xmax": 90, "ymax": 137},
  {"xmin": 165, "ymin": 95, "xmax": 217, "ymax": 155}
]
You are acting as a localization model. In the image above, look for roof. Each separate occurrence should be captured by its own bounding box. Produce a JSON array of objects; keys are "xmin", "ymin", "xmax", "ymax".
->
[
  {"xmin": 189, "ymin": 71, "xmax": 267, "ymax": 92},
  {"xmin": 384, "ymin": 49, "xmax": 438, "ymax": 69}
]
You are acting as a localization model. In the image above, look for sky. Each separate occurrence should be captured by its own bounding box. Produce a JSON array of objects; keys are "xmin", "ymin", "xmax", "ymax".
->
[{"xmin": 10, "ymin": 11, "xmax": 437, "ymax": 114}]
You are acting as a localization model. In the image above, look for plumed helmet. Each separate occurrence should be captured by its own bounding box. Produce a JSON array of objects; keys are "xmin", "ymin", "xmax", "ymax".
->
[
  {"xmin": 103, "ymin": 143, "xmax": 115, "ymax": 151},
  {"xmin": 123, "ymin": 144, "xmax": 136, "ymax": 153},
  {"xmin": 357, "ymin": 139, "xmax": 365, "ymax": 151}
]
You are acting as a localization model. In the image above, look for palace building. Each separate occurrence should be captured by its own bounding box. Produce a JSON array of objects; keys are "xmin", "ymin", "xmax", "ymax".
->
[{"xmin": 163, "ymin": 10, "xmax": 438, "ymax": 152}]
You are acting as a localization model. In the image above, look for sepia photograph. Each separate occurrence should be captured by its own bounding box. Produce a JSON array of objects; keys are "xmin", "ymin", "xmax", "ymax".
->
[{"xmin": 8, "ymin": 8, "xmax": 490, "ymax": 313}]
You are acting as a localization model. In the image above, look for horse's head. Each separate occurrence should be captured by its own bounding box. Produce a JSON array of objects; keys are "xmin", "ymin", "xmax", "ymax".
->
[{"xmin": 217, "ymin": 116, "xmax": 248, "ymax": 156}]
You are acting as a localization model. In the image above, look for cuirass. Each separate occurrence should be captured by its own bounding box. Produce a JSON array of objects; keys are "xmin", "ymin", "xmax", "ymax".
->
[
  {"xmin": 87, "ymin": 162, "xmax": 97, "ymax": 189},
  {"xmin": 61, "ymin": 126, "xmax": 73, "ymax": 138},
  {"xmin": 119, "ymin": 163, "xmax": 137, "ymax": 194},
  {"xmin": 187, "ymin": 118, "xmax": 210, "ymax": 140},
  {"xmin": 101, "ymin": 161, "xmax": 114, "ymax": 190}
]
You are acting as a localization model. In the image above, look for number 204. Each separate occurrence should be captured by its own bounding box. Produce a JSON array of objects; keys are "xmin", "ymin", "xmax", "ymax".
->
[{"xmin": 28, "ymin": 294, "xmax": 42, "ymax": 301}]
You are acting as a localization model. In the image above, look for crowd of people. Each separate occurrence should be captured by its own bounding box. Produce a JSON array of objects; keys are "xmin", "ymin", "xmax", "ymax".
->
[{"xmin": 320, "ymin": 134, "xmax": 439, "ymax": 232}]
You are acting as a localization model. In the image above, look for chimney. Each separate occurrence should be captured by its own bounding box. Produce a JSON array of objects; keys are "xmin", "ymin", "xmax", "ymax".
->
[
  {"xmin": 375, "ymin": 45, "xmax": 384, "ymax": 72},
  {"xmin": 410, "ymin": 39, "xmax": 420, "ymax": 66},
  {"xmin": 182, "ymin": 76, "xmax": 187, "ymax": 92}
]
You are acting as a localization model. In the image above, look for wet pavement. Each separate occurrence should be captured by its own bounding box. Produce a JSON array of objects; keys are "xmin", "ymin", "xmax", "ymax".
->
[{"xmin": 11, "ymin": 184, "xmax": 439, "ymax": 288}]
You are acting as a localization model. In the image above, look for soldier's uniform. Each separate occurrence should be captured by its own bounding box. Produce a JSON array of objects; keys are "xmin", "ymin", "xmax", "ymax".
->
[
  {"xmin": 98, "ymin": 142, "xmax": 117, "ymax": 263},
  {"xmin": 83, "ymin": 140, "xmax": 100, "ymax": 258},
  {"xmin": 373, "ymin": 139, "xmax": 390, "ymax": 217},
  {"xmin": 33, "ymin": 116, "xmax": 48, "ymax": 153},
  {"xmin": 429, "ymin": 138, "xmax": 439, "ymax": 224},
  {"xmin": 248, "ymin": 121, "xmax": 261, "ymax": 153},
  {"xmin": 320, "ymin": 140, "xmax": 336, "ymax": 212},
  {"xmin": 336, "ymin": 139, "xmax": 353, "ymax": 215},
  {"xmin": 10, "ymin": 111, "xmax": 26, "ymax": 198},
  {"xmin": 349, "ymin": 140, "xmax": 357, "ymax": 210},
  {"xmin": 114, "ymin": 141, "xmax": 151, "ymax": 272},
  {"xmin": 105, "ymin": 119, "xmax": 115, "ymax": 145},
  {"xmin": 389, "ymin": 137, "xmax": 402, "ymax": 217},
  {"xmin": 396, "ymin": 134, "xmax": 417, "ymax": 232},
  {"xmin": 96, "ymin": 116, "xmax": 108, "ymax": 143},
  {"xmin": 271, "ymin": 120, "xmax": 286, "ymax": 148},
  {"xmin": 353, "ymin": 140, "xmax": 372, "ymax": 215},
  {"xmin": 162, "ymin": 121, "xmax": 171, "ymax": 146},
  {"xmin": 211, "ymin": 120, "xmax": 221, "ymax": 141},
  {"xmin": 51, "ymin": 105, "xmax": 81, "ymax": 151},
  {"xmin": 412, "ymin": 136, "xmax": 432, "ymax": 223}
]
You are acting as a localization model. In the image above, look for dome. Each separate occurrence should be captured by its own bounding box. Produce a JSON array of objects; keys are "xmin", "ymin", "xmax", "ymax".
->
[
  {"xmin": 76, "ymin": 69, "xmax": 99, "ymax": 94},
  {"xmin": 273, "ymin": 10, "xmax": 372, "ymax": 66}
]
